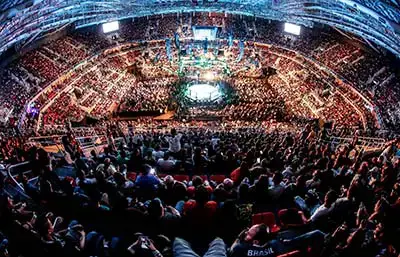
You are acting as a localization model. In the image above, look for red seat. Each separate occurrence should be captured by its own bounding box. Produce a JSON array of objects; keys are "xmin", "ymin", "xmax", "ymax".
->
[
  {"xmin": 173, "ymin": 175, "xmax": 190, "ymax": 182},
  {"xmin": 126, "ymin": 172, "xmax": 137, "ymax": 181},
  {"xmin": 278, "ymin": 208, "xmax": 306, "ymax": 226},
  {"xmin": 64, "ymin": 176, "xmax": 76, "ymax": 187},
  {"xmin": 158, "ymin": 173, "xmax": 168, "ymax": 178},
  {"xmin": 278, "ymin": 209, "xmax": 289, "ymax": 219},
  {"xmin": 209, "ymin": 175, "xmax": 226, "ymax": 183},
  {"xmin": 277, "ymin": 250, "xmax": 302, "ymax": 257},
  {"xmin": 198, "ymin": 175, "xmax": 208, "ymax": 181},
  {"xmin": 252, "ymin": 212, "xmax": 280, "ymax": 232}
]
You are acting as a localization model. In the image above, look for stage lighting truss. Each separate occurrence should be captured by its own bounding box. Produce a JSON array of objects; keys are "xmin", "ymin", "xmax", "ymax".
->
[{"xmin": 0, "ymin": 0, "xmax": 399, "ymax": 57}]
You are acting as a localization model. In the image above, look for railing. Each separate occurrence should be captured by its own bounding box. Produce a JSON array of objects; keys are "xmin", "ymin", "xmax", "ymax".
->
[
  {"xmin": 70, "ymin": 126, "xmax": 104, "ymax": 155},
  {"xmin": 6, "ymin": 161, "xmax": 76, "ymax": 200},
  {"xmin": 28, "ymin": 135, "xmax": 65, "ymax": 154},
  {"xmin": 326, "ymin": 135, "xmax": 387, "ymax": 151},
  {"xmin": 6, "ymin": 162, "xmax": 33, "ymax": 200}
]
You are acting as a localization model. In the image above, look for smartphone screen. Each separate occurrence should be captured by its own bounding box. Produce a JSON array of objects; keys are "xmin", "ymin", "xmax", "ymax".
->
[{"xmin": 141, "ymin": 237, "xmax": 148, "ymax": 249}]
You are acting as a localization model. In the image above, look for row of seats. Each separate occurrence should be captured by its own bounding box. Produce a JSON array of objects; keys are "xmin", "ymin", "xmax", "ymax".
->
[
  {"xmin": 252, "ymin": 209, "xmax": 307, "ymax": 233},
  {"xmin": 127, "ymin": 171, "xmax": 304, "ymax": 236},
  {"xmin": 126, "ymin": 172, "xmax": 227, "ymax": 184}
]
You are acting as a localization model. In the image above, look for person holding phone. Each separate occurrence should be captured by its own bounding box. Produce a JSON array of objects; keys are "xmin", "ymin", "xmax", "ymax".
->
[{"xmin": 127, "ymin": 235, "xmax": 163, "ymax": 257}]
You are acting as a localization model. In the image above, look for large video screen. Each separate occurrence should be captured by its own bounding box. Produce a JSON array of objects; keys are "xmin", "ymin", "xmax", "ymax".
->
[
  {"xmin": 284, "ymin": 23, "xmax": 301, "ymax": 36},
  {"xmin": 193, "ymin": 26, "xmax": 217, "ymax": 40},
  {"xmin": 102, "ymin": 21, "xmax": 119, "ymax": 33}
]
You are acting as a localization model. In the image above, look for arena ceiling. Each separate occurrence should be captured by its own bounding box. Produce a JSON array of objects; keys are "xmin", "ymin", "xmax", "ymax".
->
[{"xmin": 1, "ymin": 0, "xmax": 400, "ymax": 57}]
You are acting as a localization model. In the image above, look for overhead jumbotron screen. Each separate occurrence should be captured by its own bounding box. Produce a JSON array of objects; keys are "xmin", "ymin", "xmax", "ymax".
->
[
  {"xmin": 193, "ymin": 26, "xmax": 217, "ymax": 40},
  {"xmin": 102, "ymin": 21, "xmax": 119, "ymax": 33},
  {"xmin": 284, "ymin": 23, "xmax": 301, "ymax": 36}
]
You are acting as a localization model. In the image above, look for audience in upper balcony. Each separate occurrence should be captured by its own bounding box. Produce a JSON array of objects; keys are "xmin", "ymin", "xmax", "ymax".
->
[{"xmin": 0, "ymin": 13, "xmax": 399, "ymax": 139}]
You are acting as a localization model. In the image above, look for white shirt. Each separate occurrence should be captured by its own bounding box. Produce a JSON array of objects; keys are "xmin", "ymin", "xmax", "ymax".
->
[
  {"xmin": 310, "ymin": 204, "xmax": 332, "ymax": 221},
  {"xmin": 76, "ymin": 177, "xmax": 97, "ymax": 185},
  {"xmin": 166, "ymin": 134, "xmax": 182, "ymax": 153},
  {"xmin": 152, "ymin": 150, "xmax": 165, "ymax": 161},
  {"xmin": 211, "ymin": 137, "xmax": 220, "ymax": 150}
]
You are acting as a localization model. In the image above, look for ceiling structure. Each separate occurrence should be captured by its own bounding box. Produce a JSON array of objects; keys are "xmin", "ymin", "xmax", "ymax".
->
[{"xmin": 1, "ymin": 0, "xmax": 400, "ymax": 57}]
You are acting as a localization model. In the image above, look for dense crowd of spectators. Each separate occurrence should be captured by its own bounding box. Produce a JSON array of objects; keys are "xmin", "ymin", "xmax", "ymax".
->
[
  {"xmin": 0, "ymin": 12, "xmax": 399, "ymax": 134},
  {"xmin": 0, "ymin": 16, "xmax": 400, "ymax": 257},
  {"xmin": 27, "ymin": 39, "xmax": 379, "ymax": 132},
  {"xmin": 1, "ymin": 122, "xmax": 400, "ymax": 257},
  {"xmin": 0, "ymin": 12, "xmax": 398, "ymax": 181},
  {"xmin": 120, "ymin": 77, "xmax": 176, "ymax": 113}
]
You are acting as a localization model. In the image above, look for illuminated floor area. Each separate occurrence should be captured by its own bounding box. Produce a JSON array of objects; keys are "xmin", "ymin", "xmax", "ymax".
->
[{"xmin": 187, "ymin": 83, "xmax": 221, "ymax": 101}]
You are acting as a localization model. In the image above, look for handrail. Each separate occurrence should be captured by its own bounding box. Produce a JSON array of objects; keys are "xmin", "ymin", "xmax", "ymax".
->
[
  {"xmin": 6, "ymin": 161, "xmax": 32, "ymax": 198},
  {"xmin": 327, "ymin": 135, "xmax": 388, "ymax": 151}
]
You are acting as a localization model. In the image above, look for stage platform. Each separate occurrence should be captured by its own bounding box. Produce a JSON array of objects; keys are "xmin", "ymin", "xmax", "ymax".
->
[{"xmin": 154, "ymin": 111, "xmax": 175, "ymax": 120}]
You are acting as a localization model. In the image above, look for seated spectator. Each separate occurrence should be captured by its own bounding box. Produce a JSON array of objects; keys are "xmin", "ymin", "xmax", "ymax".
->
[
  {"xmin": 152, "ymin": 145, "xmax": 165, "ymax": 161},
  {"xmin": 96, "ymin": 158, "xmax": 117, "ymax": 177},
  {"xmin": 231, "ymin": 161, "xmax": 250, "ymax": 186},
  {"xmin": 157, "ymin": 153, "xmax": 176, "ymax": 173},
  {"xmin": 230, "ymin": 224, "xmax": 326, "ymax": 257},
  {"xmin": 309, "ymin": 190, "xmax": 338, "ymax": 222},
  {"xmin": 269, "ymin": 172, "xmax": 285, "ymax": 201},
  {"xmin": 74, "ymin": 152, "xmax": 90, "ymax": 175},
  {"xmin": 127, "ymin": 233, "xmax": 170, "ymax": 257},
  {"xmin": 192, "ymin": 147, "xmax": 209, "ymax": 174},
  {"xmin": 36, "ymin": 213, "xmax": 65, "ymax": 251},
  {"xmin": 146, "ymin": 198, "xmax": 180, "ymax": 238},
  {"xmin": 230, "ymin": 224, "xmax": 281, "ymax": 257},
  {"xmin": 183, "ymin": 185, "xmax": 218, "ymax": 242},
  {"xmin": 142, "ymin": 141, "xmax": 154, "ymax": 158},
  {"xmin": 85, "ymin": 231, "xmax": 121, "ymax": 257},
  {"xmin": 144, "ymin": 151, "xmax": 157, "ymax": 166},
  {"xmin": 113, "ymin": 172, "xmax": 134, "ymax": 191},
  {"xmin": 277, "ymin": 209, "xmax": 308, "ymax": 239},
  {"xmin": 128, "ymin": 148, "xmax": 143, "ymax": 172},
  {"xmin": 135, "ymin": 164, "xmax": 161, "ymax": 200},
  {"xmin": 117, "ymin": 150, "xmax": 129, "ymax": 166},
  {"xmin": 64, "ymin": 220, "xmax": 87, "ymax": 253},
  {"xmin": 173, "ymin": 237, "xmax": 227, "ymax": 257}
]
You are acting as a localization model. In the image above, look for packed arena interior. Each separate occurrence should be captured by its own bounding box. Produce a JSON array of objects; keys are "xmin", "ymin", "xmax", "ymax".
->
[{"xmin": 1, "ymin": 1, "xmax": 400, "ymax": 257}]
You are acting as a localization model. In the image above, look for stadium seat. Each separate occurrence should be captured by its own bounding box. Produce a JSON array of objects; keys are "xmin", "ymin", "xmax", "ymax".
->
[
  {"xmin": 126, "ymin": 172, "xmax": 137, "ymax": 181},
  {"xmin": 278, "ymin": 208, "xmax": 307, "ymax": 226},
  {"xmin": 209, "ymin": 174, "xmax": 226, "ymax": 183},
  {"xmin": 252, "ymin": 212, "xmax": 280, "ymax": 232},
  {"xmin": 173, "ymin": 175, "xmax": 190, "ymax": 182},
  {"xmin": 277, "ymin": 250, "xmax": 302, "ymax": 257}
]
